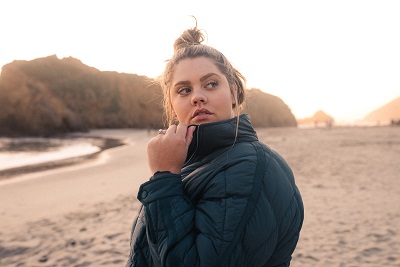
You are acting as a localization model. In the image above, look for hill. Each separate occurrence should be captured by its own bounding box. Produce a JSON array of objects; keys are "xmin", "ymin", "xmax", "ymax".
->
[
  {"xmin": 0, "ymin": 55, "xmax": 164, "ymax": 136},
  {"xmin": 0, "ymin": 55, "xmax": 297, "ymax": 136},
  {"xmin": 364, "ymin": 97, "xmax": 400, "ymax": 124}
]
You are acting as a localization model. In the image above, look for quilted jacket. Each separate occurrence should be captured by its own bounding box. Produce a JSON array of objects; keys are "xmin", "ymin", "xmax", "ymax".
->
[{"xmin": 126, "ymin": 114, "xmax": 304, "ymax": 267}]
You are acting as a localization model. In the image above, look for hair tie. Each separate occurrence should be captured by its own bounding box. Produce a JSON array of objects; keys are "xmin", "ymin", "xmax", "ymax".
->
[{"xmin": 179, "ymin": 37, "xmax": 201, "ymax": 46}]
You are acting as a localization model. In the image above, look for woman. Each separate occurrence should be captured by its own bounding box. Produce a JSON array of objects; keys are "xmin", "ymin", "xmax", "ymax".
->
[{"xmin": 126, "ymin": 24, "xmax": 304, "ymax": 267}]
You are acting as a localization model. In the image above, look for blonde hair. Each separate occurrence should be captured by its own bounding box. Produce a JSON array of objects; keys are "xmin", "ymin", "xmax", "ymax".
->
[{"xmin": 158, "ymin": 22, "xmax": 247, "ymax": 126}]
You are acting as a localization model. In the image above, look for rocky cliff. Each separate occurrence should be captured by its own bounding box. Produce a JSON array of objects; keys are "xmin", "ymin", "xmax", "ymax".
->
[
  {"xmin": 0, "ymin": 56, "xmax": 297, "ymax": 136},
  {"xmin": 297, "ymin": 110, "xmax": 335, "ymax": 127}
]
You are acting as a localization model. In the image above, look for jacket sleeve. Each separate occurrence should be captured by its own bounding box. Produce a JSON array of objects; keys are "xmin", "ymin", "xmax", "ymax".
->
[{"xmin": 136, "ymin": 154, "xmax": 263, "ymax": 267}]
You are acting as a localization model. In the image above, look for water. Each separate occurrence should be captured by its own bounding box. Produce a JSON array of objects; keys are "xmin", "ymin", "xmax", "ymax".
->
[{"xmin": 0, "ymin": 137, "xmax": 101, "ymax": 172}]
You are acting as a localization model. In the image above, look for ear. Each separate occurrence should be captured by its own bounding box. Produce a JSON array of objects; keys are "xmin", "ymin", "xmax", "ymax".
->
[{"xmin": 230, "ymin": 85, "xmax": 238, "ymax": 108}]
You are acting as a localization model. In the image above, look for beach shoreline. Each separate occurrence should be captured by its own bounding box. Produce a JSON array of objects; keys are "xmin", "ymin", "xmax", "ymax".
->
[{"xmin": 0, "ymin": 135, "xmax": 127, "ymax": 180}]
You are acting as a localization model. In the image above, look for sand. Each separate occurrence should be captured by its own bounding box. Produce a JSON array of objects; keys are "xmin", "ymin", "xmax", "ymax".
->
[{"xmin": 0, "ymin": 126, "xmax": 399, "ymax": 266}]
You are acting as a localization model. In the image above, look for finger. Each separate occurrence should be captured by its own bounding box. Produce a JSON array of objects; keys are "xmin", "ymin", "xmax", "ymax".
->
[
  {"xmin": 165, "ymin": 124, "xmax": 177, "ymax": 135},
  {"xmin": 185, "ymin": 125, "xmax": 196, "ymax": 146},
  {"xmin": 176, "ymin": 123, "xmax": 188, "ymax": 137}
]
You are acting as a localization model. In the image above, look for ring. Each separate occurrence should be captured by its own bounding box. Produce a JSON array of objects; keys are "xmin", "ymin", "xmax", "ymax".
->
[{"xmin": 158, "ymin": 129, "xmax": 166, "ymax": 135}]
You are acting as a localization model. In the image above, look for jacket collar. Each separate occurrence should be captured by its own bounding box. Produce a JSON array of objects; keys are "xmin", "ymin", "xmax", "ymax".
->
[{"xmin": 184, "ymin": 114, "xmax": 258, "ymax": 165}]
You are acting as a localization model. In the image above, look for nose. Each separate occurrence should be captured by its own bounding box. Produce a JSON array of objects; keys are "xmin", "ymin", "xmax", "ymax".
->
[{"xmin": 191, "ymin": 89, "xmax": 207, "ymax": 106}]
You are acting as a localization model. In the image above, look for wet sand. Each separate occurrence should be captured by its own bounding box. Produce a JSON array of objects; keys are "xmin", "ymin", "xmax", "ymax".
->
[
  {"xmin": 0, "ymin": 136, "xmax": 125, "ymax": 179},
  {"xmin": 0, "ymin": 126, "xmax": 399, "ymax": 266}
]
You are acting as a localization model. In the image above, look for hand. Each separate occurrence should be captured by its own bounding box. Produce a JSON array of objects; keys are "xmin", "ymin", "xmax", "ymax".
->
[{"xmin": 147, "ymin": 124, "xmax": 196, "ymax": 174}]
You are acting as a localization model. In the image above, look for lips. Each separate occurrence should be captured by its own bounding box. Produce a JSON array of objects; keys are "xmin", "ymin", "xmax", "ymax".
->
[{"xmin": 192, "ymin": 108, "xmax": 212, "ymax": 118}]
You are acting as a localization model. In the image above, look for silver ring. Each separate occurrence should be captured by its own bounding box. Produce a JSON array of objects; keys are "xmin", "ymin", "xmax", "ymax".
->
[{"xmin": 158, "ymin": 129, "xmax": 166, "ymax": 135}]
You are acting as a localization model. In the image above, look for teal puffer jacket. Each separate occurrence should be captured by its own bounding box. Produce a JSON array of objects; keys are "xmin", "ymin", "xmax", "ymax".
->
[{"xmin": 126, "ymin": 114, "xmax": 304, "ymax": 267}]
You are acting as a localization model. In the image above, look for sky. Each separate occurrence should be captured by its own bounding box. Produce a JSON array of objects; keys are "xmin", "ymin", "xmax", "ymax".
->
[{"xmin": 1, "ymin": 0, "xmax": 399, "ymax": 124}]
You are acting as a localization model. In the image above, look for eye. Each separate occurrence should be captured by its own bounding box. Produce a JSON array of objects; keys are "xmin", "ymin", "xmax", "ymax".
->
[
  {"xmin": 205, "ymin": 80, "xmax": 218, "ymax": 89},
  {"xmin": 177, "ymin": 87, "xmax": 191, "ymax": 95}
]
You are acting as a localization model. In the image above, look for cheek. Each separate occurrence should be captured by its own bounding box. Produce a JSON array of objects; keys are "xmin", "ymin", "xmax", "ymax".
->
[
  {"xmin": 171, "ymin": 99, "xmax": 186, "ymax": 119},
  {"xmin": 219, "ymin": 94, "xmax": 234, "ymax": 117}
]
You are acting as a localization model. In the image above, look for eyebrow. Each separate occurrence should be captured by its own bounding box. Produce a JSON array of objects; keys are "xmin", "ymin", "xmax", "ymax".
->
[{"xmin": 173, "ymin": 73, "xmax": 221, "ymax": 87}]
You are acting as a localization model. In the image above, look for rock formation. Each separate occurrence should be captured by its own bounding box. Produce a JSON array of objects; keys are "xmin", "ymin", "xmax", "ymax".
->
[
  {"xmin": 297, "ymin": 110, "xmax": 335, "ymax": 127},
  {"xmin": 243, "ymin": 89, "xmax": 297, "ymax": 127}
]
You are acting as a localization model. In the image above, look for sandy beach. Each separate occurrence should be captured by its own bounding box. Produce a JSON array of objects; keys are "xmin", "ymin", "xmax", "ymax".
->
[{"xmin": 0, "ymin": 126, "xmax": 399, "ymax": 266}]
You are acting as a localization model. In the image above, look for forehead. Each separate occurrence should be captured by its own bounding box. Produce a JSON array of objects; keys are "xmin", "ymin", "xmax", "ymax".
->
[{"xmin": 173, "ymin": 57, "xmax": 223, "ymax": 82}]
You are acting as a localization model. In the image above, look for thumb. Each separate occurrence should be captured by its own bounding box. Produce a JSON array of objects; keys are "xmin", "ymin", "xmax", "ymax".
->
[{"xmin": 185, "ymin": 126, "xmax": 196, "ymax": 146}]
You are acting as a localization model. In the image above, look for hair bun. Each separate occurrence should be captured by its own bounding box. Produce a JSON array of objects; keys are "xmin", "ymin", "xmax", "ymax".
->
[{"xmin": 173, "ymin": 27, "xmax": 205, "ymax": 52}]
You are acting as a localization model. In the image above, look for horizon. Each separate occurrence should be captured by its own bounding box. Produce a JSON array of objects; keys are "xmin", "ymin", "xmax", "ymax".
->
[{"xmin": 1, "ymin": 0, "xmax": 399, "ymax": 123}]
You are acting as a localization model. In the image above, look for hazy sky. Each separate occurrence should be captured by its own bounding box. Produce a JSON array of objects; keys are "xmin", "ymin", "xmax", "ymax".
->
[{"xmin": 1, "ymin": 0, "xmax": 399, "ymax": 123}]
